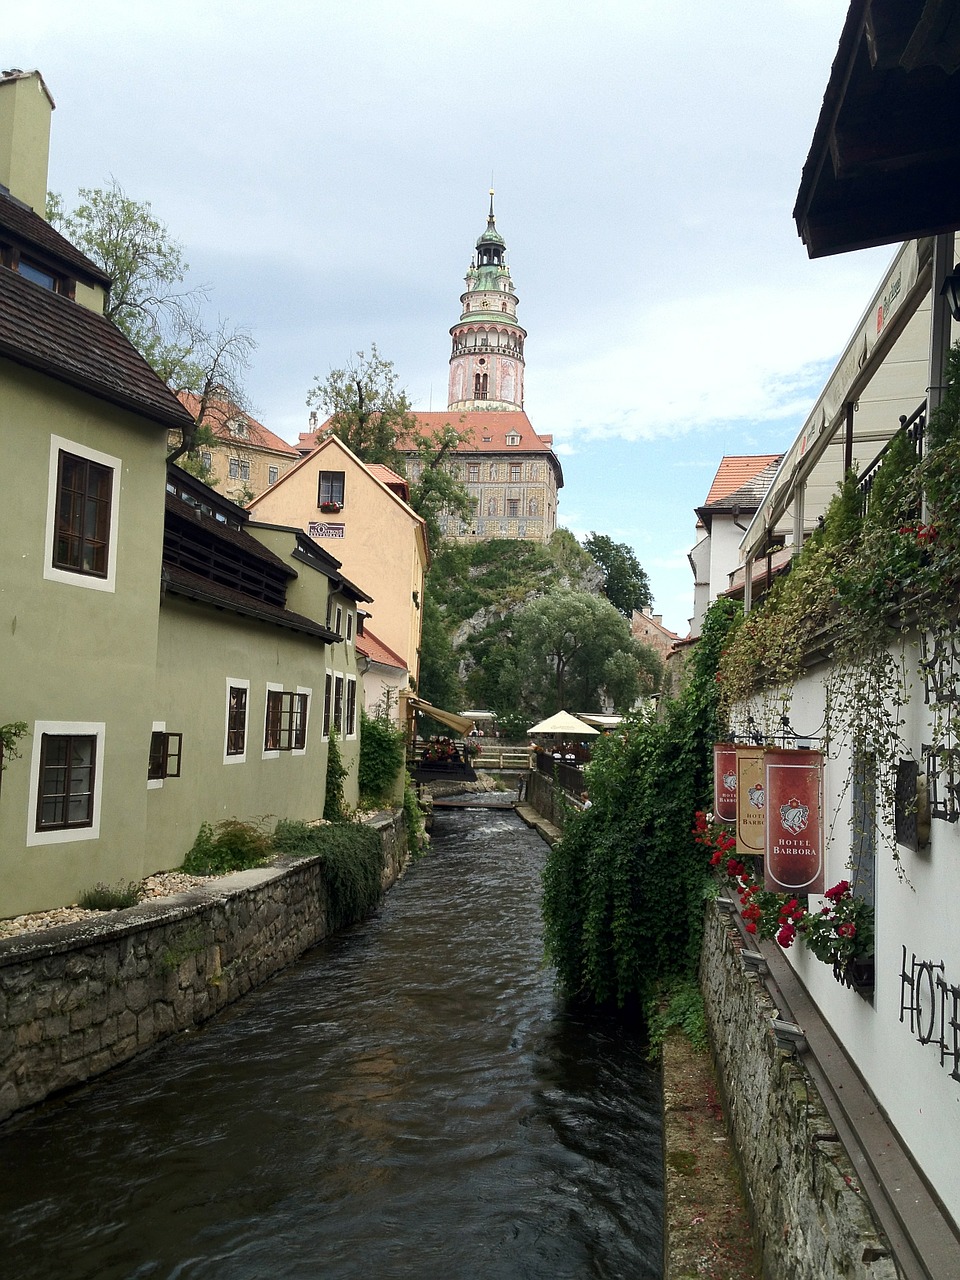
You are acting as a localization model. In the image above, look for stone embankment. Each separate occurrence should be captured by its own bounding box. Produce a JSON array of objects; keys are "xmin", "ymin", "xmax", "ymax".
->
[{"xmin": 0, "ymin": 811, "xmax": 406, "ymax": 1124}]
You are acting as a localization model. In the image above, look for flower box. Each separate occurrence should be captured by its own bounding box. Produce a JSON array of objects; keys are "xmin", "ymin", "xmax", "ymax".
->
[{"xmin": 319, "ymin": 502, "xmax": 342, "ymax": 514}]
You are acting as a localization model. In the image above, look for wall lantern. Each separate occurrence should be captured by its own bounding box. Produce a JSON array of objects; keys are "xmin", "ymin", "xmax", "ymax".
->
[
  {"xmin": 940, "ymin": 263, "xmax": 960, "ymax": 321},
  {"xmin": 772, "ymin": 1018, "xmax": 807, "ymax": 1055},
  {"xmin": 741, "ymin": 949, "xmax": 769, "ymax": 977}
]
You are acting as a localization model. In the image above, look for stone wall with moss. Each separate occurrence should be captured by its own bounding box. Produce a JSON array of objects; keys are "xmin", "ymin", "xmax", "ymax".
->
[
  {"xmin": 700, "ymin": 903, "xmax": 896, "ymax": 1280},
  {"xmin": 0, "ymin": 812, "xmax": 406, "ymax": 1124}
]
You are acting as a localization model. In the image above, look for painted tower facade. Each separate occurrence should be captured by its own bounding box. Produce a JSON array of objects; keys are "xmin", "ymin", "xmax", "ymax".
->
[{"xmin": 447, "ymin": 192, "xmax": 526, "ymax": 412}]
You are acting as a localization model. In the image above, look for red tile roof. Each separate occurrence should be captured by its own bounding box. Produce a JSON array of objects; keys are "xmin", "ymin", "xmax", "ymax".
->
[
  {"xmin": 178, "ymin": 392, "xmax": 299, "ymax": 456},
  {"xmin": 703, "ymin": 455, "xmax": 782, "ymax": 506},
  {"xmin": 356, "ymin": 627, "xmax": 407, "ymax": 671},
  {"xmin": 366, "ymin": 463, "xmax": 410, "ymax": 501},
  {"xmin": 298, "ymin": 411, "xmax": 558, "ymax": 458}
]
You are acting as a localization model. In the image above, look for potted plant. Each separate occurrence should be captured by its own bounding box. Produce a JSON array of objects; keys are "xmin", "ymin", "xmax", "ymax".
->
[{"xmin": 319, "ymin": 500, "xmax": 342, "ymax": 514}]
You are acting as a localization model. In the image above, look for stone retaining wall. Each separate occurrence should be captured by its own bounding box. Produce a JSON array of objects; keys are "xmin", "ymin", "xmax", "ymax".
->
[
  {"xmin": 0, "ymin": 812, "xmax": 407, "ymax": 1124},
  {"xmin": 526, "ymin": 769, "xmax": 567, "ymax": 829},
  {"xmin": 700, "ymin": 904, "xmax": 897, "ymax": 1280}
]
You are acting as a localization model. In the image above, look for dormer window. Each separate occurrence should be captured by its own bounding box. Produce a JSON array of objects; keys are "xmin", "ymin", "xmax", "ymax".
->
[
  {"xmin": 228, "ymin": 418, "xmax": 248, "ymax": 439},
  {"xmin": 506, "ymin": 433, "xmax": 521, "ymax": 446},
  {"xmin": 19, "ymin": 258, "xmax": 57, "ymax": 290}
]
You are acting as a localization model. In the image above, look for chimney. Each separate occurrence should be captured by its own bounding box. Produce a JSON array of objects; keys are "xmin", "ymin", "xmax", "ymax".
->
[{"xmin": 0, "ymin": 68, "xmax": 55, "ymax": 213}]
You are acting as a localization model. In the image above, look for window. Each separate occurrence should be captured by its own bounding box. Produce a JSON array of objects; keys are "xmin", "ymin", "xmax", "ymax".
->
[
  {"xmin": 201, "ymin": 451, "xmax": 212, "ymax": 470},
  {"xmin": 20, "ymin": 259, "xmax": 58, "ymax": 290},
  {"xmin": 53, "ymin": 451, "xmax": 113, "ymax": 579},
  {"xmin": 333, "ymin": 676, "xmax": 345, "ymax": 733},
  {"xmin": 346, "ymin": 678, "xmax": 357, "ymax": 737},
  {"xmin": 346, "ymin": 611, "xmax": 353, "ymax": 642},
  {"xmin": 228, "ymin": 418, "xmax": 248, "ymax": 439},
  {"xmin": 264, "ymin": 690, "xmax": 308, "ymax": 751},
  {"xmin": 225, "ymin": 684, "xmax": 248, "ymax": 758},
  {"xmin": 36, "ymin": 734, "xmax": 96, "ymax": 831},
  {"xmin": 474, "ymin": 372, "xmax": 488, "ymax": 399},
  {"xmin": 228, "ymin": 458, "xmax": 250, "ymax": 481},
  {"xmin": 335, "ymin": 605, "xmax": 343, "ymax": 636},
  {"xmin": 507, "ymin": 499, "xmax": 520, "ymax": 518},
  {"xmin": 148, "ymin": 731, "xmax": 182, "ymax": 780},
  {"xmin": 506, "ymin": 433, "xmax": 521, "ymax": 446},
  {"xmin": 468, "ymin": 464, "xmax": 480, "ymax": 482},
  {"xmin": 509, "ymin": 463, "xmax": 522, "ymax": 482},
  {"xmin": 268, "ymin": 465, "xmax": 279, "ymax": 485},
  {"xmin": 323, "ymin": 673, "xmax": 333, "ymax": 737},
  {"xmin": 318, "ymin": 471, "xmax": 345, "ymax": 507}
]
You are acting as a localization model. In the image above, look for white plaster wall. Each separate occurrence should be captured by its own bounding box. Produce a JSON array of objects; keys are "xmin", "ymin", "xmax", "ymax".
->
[{"xmin": 735, "ymin": 641, "xmax": 960, "ymax": 1224}]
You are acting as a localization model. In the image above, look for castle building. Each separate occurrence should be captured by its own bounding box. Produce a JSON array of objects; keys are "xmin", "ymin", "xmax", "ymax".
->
[{"xmin": 405, "ymin": 194, "xmax": 562, "ymax": 543}]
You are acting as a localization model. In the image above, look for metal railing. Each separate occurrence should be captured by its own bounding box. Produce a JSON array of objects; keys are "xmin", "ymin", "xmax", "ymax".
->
[{"xmin": 857, "ymin": 400, "xmax": 925, "ymax": 514}]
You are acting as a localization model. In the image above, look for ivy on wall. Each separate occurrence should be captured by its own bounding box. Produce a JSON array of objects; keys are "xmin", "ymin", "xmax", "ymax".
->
[{"xmin": 541, "ymin": 598, "xmax": 740, "ymax": 1007}]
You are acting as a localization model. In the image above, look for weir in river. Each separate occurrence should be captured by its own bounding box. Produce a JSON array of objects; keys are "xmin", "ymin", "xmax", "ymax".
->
[{"xmin": 0, "ymin": 799, "xmax": 663, "ymax": 1280}]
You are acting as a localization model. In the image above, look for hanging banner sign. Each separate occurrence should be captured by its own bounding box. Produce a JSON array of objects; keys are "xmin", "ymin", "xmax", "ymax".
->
[
  {"xmin": 736, "ymin": 746, "xmax": 766, "ymax": 855},
  {"xmin": 764, "ymin": 748, "xmax": 825, "ymax": 894},
  {"xmin": 713, "ymin": 744, "xmax": 738, "ymax": 823}
]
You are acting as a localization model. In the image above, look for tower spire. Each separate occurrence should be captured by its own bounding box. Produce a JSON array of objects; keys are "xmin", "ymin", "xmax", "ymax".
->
[{"xmin": 447, "ymin": 193, "xmax": 526, "ymax": 412}]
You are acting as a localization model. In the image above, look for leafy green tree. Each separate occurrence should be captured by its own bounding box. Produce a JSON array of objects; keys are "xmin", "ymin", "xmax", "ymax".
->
[
  {"xmin": 306, "ymin": 344, "xmax": 414, "ymax": 466},
  {"xmin": 512, "ymin": 589, "xmax": 658, "ymax": 716},
  {"xmin": 418, "ymin": 593, "xmax": 462, "ymax": 714},
  {"xmin": 48, "ymin": 181, "xmax": 254, "ymax": 468},
  {"xmin": 584, "ymin": 533, "xmax": 652, "ymax": 616},
  {"xmin": 407, "ymin": 420, "xmax": 475, "ymax": 549}
]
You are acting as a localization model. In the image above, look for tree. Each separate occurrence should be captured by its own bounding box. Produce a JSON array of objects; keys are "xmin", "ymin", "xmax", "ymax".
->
[
  {"xmin": 512, "ymin": 590, "xmax": 659, "ymax": 717},
  {"xmin": 584, "ymin": 533, "xmax": 652, "ymax": 616},
  {"xmin": 48, "ymin": 181, "xmax": 255, "ymax": 467},
  {"xmin": 307, "ymin": 347, "xmax": 474, "ymax": 547},
  {"xmin": 418, "ymin": 594, "xmax": 462, "ymax": 713},
  {"xmin": 407, "ymin": 421, "xmax": 475, "ymax": 550},
  {"xmin": 306, "ymin": 344, "xmax": 414, "ymax": 466}
]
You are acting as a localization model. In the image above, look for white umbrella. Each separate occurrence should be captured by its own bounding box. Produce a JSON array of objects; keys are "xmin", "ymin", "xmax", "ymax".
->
[{"xmin": 527, "ymin": 710, "xmax": 600, "ymax": 736}]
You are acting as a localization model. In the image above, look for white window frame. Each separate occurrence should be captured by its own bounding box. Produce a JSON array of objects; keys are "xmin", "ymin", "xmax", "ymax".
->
[
  {"xmin": 345, "ymin": 676, "xmax": 358, "ymax": 739},
  {"xmin": 27, "ymin": 720, "xmax": 106, "ymax": 846},
  {"xmin": 43, "ymin": 435, "xmax": 121, "ymax": 593},
  {"xmin": 262, "ymin": 681, "xmax": 282, "ymax": 760},
  {"xmin": 147, "ymin": 719, "xmax": 166, "ymax": 790},
  {"xmin": 224, "ymin": 678, "xmax": 250, "ymax": 764},
  {"xmin": 293, "ymin": 685, "xmax": 311, "ymax": 757}
]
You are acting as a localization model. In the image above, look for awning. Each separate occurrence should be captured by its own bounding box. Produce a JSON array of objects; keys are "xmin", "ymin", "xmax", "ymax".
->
[
  {"xmin": 406, "ymin": 696, "xmax": 475, "ymax": 736},
  {"xmin": 527, "ymin": 710, "xmax": 600, "ymax": 736}
]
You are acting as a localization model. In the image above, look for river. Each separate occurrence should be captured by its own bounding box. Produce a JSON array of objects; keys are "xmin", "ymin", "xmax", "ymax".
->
[{"xmin": 0, "ymin": 800, "xmax": 663, "ymax": 1279}]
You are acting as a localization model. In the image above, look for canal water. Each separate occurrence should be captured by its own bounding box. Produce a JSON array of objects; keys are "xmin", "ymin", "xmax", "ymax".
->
[{"xmin": 0, "ymin": 801, "xmax": 663, "ymax": 1279}]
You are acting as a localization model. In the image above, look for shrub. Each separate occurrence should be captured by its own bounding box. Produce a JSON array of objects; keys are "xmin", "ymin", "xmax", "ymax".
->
[
  {"xmin": 78, "ymin": 880, "xmax": 143, "ymax": 911},
  {"xmin": 273, "ymin": 819, "xmax": 383, "ymax": 930},
  {"xmin": 358, "ymin": 710, "xmax": 405, "ymax": 805},
  {"xmin": 182, "ymin": 818, "xmax": 272, "ymax": 876},
  {"xmin": 324, "ymin": 729, "xmax": 348, "ymax": 822},
  {"xmin": 402, "ymin": 774, "xmax": 427, "ymax": 857}
]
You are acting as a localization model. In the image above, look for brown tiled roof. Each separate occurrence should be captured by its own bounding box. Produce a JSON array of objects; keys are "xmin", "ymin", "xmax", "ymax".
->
[
  {"xmin": 356, "ymin": 627, "xmax": 407, "ymax": 671},
  {"xmin": 177, "ymin": 391, "xmax": 299, "ymax": 456},
  {"xmin": 162, "ymin": 563, "xmax": 337, "ymax": 642},
  {"xmin": 703, "ymin": 455, "xmax": 782, "ymax": 506},
  {"xmin": 366, "ymin": 462, "xmax": 410, "ymax": 500},
  {"xmin": 164, "ymin": 491, "xmax": 294, "ymax": 575},
  {"xmin": 0, "ymin": 188, "xmax": 110, "ymax": 285},
  {"xmin": 0, "ymin": 266, "xmax": 195, "ymax": 430}
]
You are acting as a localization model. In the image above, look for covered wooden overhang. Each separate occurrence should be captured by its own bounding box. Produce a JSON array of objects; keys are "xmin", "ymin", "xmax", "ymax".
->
[{"xmin": 795, "ymin": 0, "xmax": 960, "ymax": 258}]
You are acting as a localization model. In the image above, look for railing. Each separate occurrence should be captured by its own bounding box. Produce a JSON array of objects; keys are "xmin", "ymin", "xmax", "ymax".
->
[
  {"xmin": 472, "ymin": 748, "xmax": 533, "ymax": 770},
  {"xmin": 534, "ymin": 753, "xmax": 585, "ymax": 795},
  {"xmin": 857, "ymin": 400, "xmax": 925, "ymax": 514}
]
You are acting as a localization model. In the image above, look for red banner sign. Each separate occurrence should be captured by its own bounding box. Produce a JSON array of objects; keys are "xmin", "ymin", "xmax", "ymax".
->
[
  {"xmin": 764, "ymin": 748, "xmax": 824, "ymax": 894},
  {"xmin": 736, "ymin": 746, "xmax": 766, "ymax": 855},
  {"xmin": 713, "ymin": 744, "xmax": 738, "ymax": 823}
]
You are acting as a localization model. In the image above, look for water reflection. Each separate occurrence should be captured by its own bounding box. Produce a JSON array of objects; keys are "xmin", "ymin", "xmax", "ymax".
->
[{"xmin": 0, "ymin": 804, "xmax": 662, "ymax": 1279}]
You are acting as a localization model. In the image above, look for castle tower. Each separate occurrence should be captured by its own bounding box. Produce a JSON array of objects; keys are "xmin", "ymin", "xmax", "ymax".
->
[{"xmin": 447, "ymin": 191, "xmax": 526, "ymax": 412}]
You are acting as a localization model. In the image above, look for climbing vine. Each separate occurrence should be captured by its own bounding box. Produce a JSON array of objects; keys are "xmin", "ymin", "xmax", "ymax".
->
[{"xmin": 541, "ymin": 597, "xmax": 740, "ymax": 1008}]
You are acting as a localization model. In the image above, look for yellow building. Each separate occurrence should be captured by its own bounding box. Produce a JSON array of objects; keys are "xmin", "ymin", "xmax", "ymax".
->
[
  {"xmin": 246, "ymin": 434, "xmax": 429, "ymax": 685},
  {"xmin": 171, "ymin": 392, "xmax": 300, "ymax": 504}
]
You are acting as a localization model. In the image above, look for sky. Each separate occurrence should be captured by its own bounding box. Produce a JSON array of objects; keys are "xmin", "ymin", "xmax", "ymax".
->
[{"xmin": 9, "ymin": 1, "xmax": 894, "ymax": 634}]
